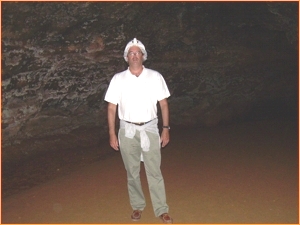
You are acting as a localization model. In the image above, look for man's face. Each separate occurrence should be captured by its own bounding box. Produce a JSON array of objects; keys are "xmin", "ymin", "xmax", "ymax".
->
[{"xmin": 127, "ymin": 46, "xmax": 144, "ymax": 66}]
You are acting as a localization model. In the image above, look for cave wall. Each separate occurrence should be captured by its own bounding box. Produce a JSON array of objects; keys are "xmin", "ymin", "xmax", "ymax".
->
[{"xmin": 1, "ymin": 2, "xmax": 298, "ymax": 162}]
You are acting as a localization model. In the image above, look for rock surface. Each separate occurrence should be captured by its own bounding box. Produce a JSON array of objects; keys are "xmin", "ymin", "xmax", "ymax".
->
[{"xmin": 1, "ymin": 2, "xmax": 298, "ymax": 162}]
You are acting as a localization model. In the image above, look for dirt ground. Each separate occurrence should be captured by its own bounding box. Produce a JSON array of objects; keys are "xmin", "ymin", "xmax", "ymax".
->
[{"xmin": 1, "ymin": 119, "xmax": 299, "ymax": 224}]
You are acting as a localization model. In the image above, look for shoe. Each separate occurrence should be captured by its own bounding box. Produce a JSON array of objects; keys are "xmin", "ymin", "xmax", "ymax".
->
[
  {"xmin": 131, "ymin": 210, "xmax": 142, "ymax": 221},
  {"xmin": 159, "ymin": 213, "xmax": 173, "ymax": 224}
]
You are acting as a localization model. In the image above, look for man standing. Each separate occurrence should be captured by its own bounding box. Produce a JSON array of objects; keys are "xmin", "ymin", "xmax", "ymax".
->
[{"xmin": 104, "ymin": 38, "xmax": 173, "ymax": 224}]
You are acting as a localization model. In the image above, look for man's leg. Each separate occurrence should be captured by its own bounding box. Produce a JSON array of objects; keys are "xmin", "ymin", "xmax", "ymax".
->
[
  {"xmin": 119, "ymin": 128, "xmax": 146, "ymax": 211},
  {"xmin": 142, "ymin": 131, "xmax": 169, "ymax": 217}
]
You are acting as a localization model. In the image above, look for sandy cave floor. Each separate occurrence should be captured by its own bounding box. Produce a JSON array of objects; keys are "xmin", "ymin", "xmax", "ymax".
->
[{"xmin": 1, "ymin": 119, "xmax": 299, "ymax": 224}]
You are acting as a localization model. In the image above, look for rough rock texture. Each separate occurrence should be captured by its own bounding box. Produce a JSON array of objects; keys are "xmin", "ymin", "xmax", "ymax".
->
[{"xmin": 1, "ymin": 2, "xmax": 298, "ymax": 162}]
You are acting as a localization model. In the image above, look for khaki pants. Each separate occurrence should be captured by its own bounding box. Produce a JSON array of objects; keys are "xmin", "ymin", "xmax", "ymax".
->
[{"xmin": 118, "ymin": 128, "xmax": 169, "ymax": 217}]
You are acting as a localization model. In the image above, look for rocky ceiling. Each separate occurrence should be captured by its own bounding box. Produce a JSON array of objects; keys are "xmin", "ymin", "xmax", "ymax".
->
[{"xmin": 1, "ymin": 2, "xmax": 298, "ymax": 162}]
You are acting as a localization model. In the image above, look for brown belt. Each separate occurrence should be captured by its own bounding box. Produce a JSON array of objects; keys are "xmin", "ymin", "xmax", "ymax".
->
[{"xmin": 124, "ymin": 120, "xmax": 152, "ymax": 126}]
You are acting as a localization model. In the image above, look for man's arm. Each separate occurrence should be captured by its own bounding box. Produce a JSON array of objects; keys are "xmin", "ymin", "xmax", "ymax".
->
[
  {"xmin": 159, "ymin": 98, "xmax": 170, "ymax": 148},
  {"xmin": 107, "ymin": 102, "xmax": 119, "ymax": 151}
]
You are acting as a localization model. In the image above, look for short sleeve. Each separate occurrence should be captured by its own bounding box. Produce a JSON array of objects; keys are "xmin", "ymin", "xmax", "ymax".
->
[
  {"xmin": 104, "ymin": 75, "xmax": 120, "ymax": 105},
  {"xmin": 156, "ymin": 73, "xmax": 170, "ymax": 101}
]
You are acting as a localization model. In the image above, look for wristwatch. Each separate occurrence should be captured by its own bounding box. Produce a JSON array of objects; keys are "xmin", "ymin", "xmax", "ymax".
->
[{"xmin": 162, "ymin": 126, "xmax": 170, "ymax": 129}]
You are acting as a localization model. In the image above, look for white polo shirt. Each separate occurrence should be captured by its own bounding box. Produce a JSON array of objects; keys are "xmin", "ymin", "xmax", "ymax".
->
[{"xmin": 104, "ymin": 67, "xmax": 170, "ymax": 122}]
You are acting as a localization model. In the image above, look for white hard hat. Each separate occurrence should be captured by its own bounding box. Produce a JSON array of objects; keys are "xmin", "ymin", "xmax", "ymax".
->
[{"xmin": 123, "ymin": 38, "xmax": 147, "ymax": 62}]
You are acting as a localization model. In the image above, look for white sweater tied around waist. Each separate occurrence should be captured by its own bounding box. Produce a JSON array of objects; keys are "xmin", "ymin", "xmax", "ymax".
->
[{"xmin": 120, "ymin": 118, "xmax": 159, "ymax": 161}]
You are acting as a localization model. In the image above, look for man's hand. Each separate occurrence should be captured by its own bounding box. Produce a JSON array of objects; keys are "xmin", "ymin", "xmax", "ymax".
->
[
  {"xmin": 160, "ymin": 129, "xmax": 170, "ymax": 148},
  {"xmin": 109, "ymin": 134, "xmax": 119, "ymax": 151},
  {"xmin": 107, "ymin": 103, "xmax": 119, "ymax": 151},
  {"xmin": 159, "ymin": 98, "xmax": 170, "ymax": 148}
]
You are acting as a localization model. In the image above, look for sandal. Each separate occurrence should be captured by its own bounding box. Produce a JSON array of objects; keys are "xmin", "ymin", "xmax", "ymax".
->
[
  {"xmin": 131, "ymin": 210, "xmax": 142, "ymax": 221},
  {"xmin": 159, "ymin": 213, "xmax": 173, "ymax": 224}
]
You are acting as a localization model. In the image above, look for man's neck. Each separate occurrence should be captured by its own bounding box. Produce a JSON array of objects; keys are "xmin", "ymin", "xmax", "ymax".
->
[{"xmin": 129, "ymin": 65, "xmax": 144, "ymax": 77}]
